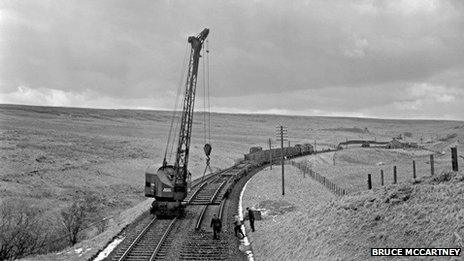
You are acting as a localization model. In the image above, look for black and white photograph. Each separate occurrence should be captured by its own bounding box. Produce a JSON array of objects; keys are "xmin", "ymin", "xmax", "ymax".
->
[{"xmin": 0, "ymin": 0, "xmax": 463, "ymax": 260}]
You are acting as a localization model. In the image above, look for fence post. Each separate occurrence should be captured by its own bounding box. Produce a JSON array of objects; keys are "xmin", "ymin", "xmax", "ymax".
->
[
  {"xmin": 430, "ymin": 154, "xmax": 434, "ymax": 176},
  {"xmin": 367, "ymin": 174, "xmax": 372, "ymax": 190},
  {"xmin": 393, "ymin": 166, "xmax": 397, "ymax": 184},
  {"xmin": 413, "ymin": 160, "xmax": 416, "ymax": 179},
  {"xmin": 380, "ymin": 170, "xmax": 384, "ymax": 186},
  {"xmin": 451, "ymin": 146, "xmax": 458, "ymax": 171}
]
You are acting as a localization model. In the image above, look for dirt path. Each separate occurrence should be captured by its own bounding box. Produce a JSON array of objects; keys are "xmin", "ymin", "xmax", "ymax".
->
[{"xmin": 241, "ymin": 165, "xmax": 336, "ymax": 261}]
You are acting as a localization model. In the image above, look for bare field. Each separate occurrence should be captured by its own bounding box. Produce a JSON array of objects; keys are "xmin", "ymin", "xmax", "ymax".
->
[{"xmin": 1, "ymin": 104, "xmax": 463, "ymax": 257}]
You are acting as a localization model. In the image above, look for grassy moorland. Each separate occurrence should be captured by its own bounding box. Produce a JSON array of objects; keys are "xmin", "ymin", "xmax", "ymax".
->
[{"xmin": 0, "ymin": 104, "xmax": 462, "ymax": 258}]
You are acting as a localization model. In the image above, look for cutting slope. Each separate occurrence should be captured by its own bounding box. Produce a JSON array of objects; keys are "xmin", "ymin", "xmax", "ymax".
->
[{"xmin": 242, "ymin": 166, "xmax": 463, "ymax": 260}]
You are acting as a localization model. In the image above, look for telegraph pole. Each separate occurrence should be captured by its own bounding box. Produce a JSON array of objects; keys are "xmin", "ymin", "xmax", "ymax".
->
[
  {"xmin": 269, "ymin": 138, "xmax": 272, "ymax": 170},
  {"xmin": 276, "ymin": 126, "xmax": 288, "ymax": 196},
  {"xmin": 281, "ymin": 126, "xmax": 285, "ymax": 196}
]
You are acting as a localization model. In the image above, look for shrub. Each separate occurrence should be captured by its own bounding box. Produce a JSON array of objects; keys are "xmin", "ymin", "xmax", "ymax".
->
[
  {"xmin": 60, "ymin": 195, "xmax": 103, "ymax": 245},
  {"xmin": 0, "ymin": 200, "xmax": 47, "ymax": 260}
]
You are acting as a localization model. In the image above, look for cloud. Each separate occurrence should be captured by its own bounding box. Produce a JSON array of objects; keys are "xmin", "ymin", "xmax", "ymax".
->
[
  {"xmin": 408, "ymin": 83, "xmax": 462, "ymax": 103},
  {"xmin": 0, "ymin": 86, "xmax": 176, "ymax": 110},
  {"xmin": 0, "ymin": 86, "xmax": 72, "ymax": 107},
  {"xmin": 0, "ymin": 0, "xmax": 463, "ymax": 120}
]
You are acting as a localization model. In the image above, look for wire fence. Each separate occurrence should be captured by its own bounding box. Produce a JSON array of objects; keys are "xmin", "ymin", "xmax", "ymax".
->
[
  {"xmin": 290, "ymin": 160, "xmax": 347, "ymax": 196},
  {"xmin": 366, "ymin": 149, "xmax": 460, "ymax": 190}
]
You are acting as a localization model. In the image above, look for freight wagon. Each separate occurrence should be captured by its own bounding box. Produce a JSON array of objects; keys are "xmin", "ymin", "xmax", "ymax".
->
[{"xmin": 244, "ymin": 143, "xmax": 314, "ymax": 166}]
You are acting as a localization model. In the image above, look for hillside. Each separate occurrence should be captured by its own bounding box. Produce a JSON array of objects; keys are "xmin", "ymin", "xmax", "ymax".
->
[
  {"xmin": 242, "ymin": 166, "xmax": 463, "ymax": 260},
  {"xmin": 1, "ymin": 104, "xmax": 462, "ymax": 258}
]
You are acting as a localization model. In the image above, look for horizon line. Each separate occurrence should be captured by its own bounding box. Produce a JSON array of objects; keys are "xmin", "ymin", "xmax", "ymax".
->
[{"xmin": 1, "ymin": 102, "xmax": 463, "ymax": 123}]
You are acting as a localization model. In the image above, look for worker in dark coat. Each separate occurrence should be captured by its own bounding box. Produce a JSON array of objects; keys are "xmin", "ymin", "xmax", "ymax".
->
[
  {"xmin": 233, "ymin": 214, "xmax": 245, "ymax": 238},
  {"xmin": 210, "ymin": 214, "xmax": 222, "ymax": 239},
  {"xmin": 246, "ymin": 207, "xmax": 255, "ymax": 232}
]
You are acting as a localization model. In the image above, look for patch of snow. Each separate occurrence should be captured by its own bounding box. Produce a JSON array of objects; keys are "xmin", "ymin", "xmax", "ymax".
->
[
  {"xmin": 79, "ymin": 248, "xmax": 92, "ymax": 256},
  {"xmin": 238, "ymin": 178, "xmax": 254, "ymax": 261},
  {"xmin": 93, "ymin": 236, "xmax": 125, "ymax": 261},
  {"xmin": 74, "ymin": 248, "xmax": 82, "ymax": 254}
]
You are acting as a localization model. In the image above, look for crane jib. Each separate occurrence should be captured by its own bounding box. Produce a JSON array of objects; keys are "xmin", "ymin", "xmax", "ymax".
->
[{"xmin": 173, "ymin": 28, "xmax": 210, "ymax": 191}]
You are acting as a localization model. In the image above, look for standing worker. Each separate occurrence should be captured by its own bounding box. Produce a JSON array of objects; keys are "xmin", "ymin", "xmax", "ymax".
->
[
  {"xmin": 234, "ymin": 214, "xmax": 245, "ymax": 238},
  {"xmin": 210, "ymin": 214, "xmax": 222, "ymax": 240},
  {"xmin": 246, "ymin": 207, "xmax": 255, "ymax": 232}
]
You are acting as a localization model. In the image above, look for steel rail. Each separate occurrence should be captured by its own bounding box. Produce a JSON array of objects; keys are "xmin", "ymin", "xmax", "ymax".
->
[
  {"xmin": 149, "ymin": 217, "xmax": 178, "ymax": 261},
  {"xmin": 195, "ymin": 180, "xmax": 226, "ymax": 230},
  {"xmin": 195, "ymin": 205, "xmax": 209, "ymax": 231},
  {"xmin": 187, "ymin": 182, "xmax": 208, "ymax": 204},
  {"xmin": 210, "ymin": 180, "xmax": 227, "ymax": 204},
  {"xmin": 218, "ymin": 199, "xmax": 226, "ymax": 221},
  {"xmin": 117, "ymin": 217, "xmax": 157, "ymax": 261}
]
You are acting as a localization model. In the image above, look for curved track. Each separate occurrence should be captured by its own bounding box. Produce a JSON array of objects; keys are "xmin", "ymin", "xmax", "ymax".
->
[{"xmin": 108, "ymin": 163, "xmax": 251, "ymax": 261}]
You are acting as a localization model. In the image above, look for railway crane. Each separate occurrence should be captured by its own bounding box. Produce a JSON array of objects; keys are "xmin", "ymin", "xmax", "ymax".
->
[{"xmin": 145, "ymin": 28, "xmax": 210, "ymax": 216}]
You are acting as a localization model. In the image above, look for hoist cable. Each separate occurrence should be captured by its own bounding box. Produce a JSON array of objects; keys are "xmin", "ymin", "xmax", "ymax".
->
[
  {"xmin": 169, "ymin": 107, "xmax": 181, "ymax": 162},
  {"xmin": 202, "ymin": 39, "xmax": 213, "ymax": 179},
  {"xmin": 169, "ymin": 101, "xmax": 181, "ymax": 162},
  {"xmin": 202, "ymin": 47, "xmax": 207, "ymax": 145},
  {"xmin": 169, "ymin": 53, "xmax": 189, "ymax": 162},
  {"xmin": 164, "ymin": 43, "xmax": 189, "ymax": 164},
  {"xmin": 205, "ymin": 39, "xmax": 211, "ymax": 144}
]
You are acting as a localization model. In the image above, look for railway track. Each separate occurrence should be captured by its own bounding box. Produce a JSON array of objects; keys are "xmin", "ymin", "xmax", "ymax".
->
[
  {"xmin": 112, "ymin": 217, "xmax": 176, "ymax": 261},
  {"xmin": 178, "ymin": 171, "xmax": 237, "ymax": 260},
  {"xmin": 181, "ymin": 193, "xmax": 228, "ymax": 259},
  {"xmin": 108, "ymin": 164, "xmax": 250, "ymax": 261}
]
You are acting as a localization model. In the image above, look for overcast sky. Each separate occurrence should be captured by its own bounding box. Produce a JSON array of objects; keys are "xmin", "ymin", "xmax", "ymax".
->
[{"xmin": 1, "ymin": 0, "xmax": 463, "ymax": 120}]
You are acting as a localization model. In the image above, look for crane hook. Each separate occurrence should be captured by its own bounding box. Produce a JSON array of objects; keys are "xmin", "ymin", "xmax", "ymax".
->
[{"xmin": 204, "ymin": 143, "xmax": 212, "ymax": 157}]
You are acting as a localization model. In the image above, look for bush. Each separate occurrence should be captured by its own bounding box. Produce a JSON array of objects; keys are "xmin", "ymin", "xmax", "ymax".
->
[
  {"xmin": 0, "ymin": 194, "xmax": 106, "ymax": 259},
  {"xmin": 0, "ymin": 200, "xmax": 47, "ymax": 260},
  {"xmin": 61, "ymin": 201, "xmax": 87, "ymax": 245},
  {"xmin": 60, "ymin": 195, "xmax": 104, "ymax": 245}
]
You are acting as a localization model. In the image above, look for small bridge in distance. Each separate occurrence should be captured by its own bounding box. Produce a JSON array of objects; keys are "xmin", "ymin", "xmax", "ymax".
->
[{"xmin": 337, "ymin": 140, "xmax": 389, "ymax": 148}]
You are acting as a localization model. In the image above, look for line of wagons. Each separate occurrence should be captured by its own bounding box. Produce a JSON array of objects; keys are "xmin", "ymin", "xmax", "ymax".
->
[{"xmin": 244, "ymin": 143, "xmax": 314, "ymax": 166}]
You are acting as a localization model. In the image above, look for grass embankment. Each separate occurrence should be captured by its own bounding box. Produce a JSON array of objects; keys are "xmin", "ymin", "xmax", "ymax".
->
[
  {"xmin": 295, "ymin": 147, "xmax": 460, "ymax": 193},
  {"xmin": 242, "ymin": 165, "xmax": 464, "ymax": 260}
]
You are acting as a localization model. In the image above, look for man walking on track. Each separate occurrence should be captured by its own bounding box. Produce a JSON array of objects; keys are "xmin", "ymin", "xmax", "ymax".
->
[
  {"xmin": 233, "ymin": 214, "xmax": 245, "ymax": 238},
  {"xmin": 210, "ymin": 214, "xmax": 222, "ymax": 240},
  {"xmin": 246, "ymin": 207, "xmax": 255, "ymax": 232}
]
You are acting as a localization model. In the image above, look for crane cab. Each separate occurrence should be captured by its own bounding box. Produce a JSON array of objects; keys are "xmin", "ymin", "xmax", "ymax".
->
[
  {"xmin": 145, "ymin": 164, "xmax": 190, "ymax": 217},
  {"xmin": 145, "ymin": 164, "xmax": 174, "ymax": 199}
]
